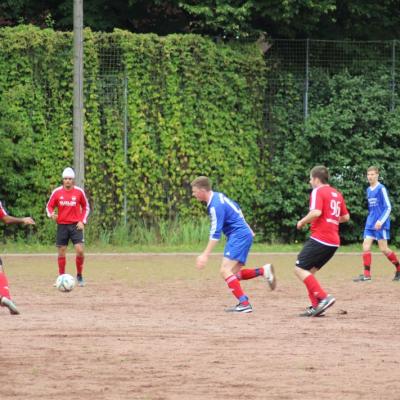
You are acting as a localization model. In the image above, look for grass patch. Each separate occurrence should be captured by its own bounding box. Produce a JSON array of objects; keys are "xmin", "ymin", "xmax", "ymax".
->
[
  {"xmin": 0, "ymin": 216, "xmax": 373, "ymax": 254},
  {"xmin": 0, "ymin": 241, "xmax": 368, "ymax": 254}
]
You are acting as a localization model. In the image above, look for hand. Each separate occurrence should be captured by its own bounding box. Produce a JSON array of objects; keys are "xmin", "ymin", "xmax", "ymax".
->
[
  {"xmin": 375, "ymin": 221, "xmax": 383, "ymax": 230},
  {"xmin": 196, "ymin": 254, "xmax": 208, "ymax": 269},
  {"xmin": 22, "ymin": 217, "xmax": 35, "ymax": 225},
  {"xmin": 297, "ymin": 220, "xmax": 305, "ymax": 230},
  {"xmin": 76, "ymin": 221, "xmax": 85, "ymax": 230},
  {"xmin": 51, "ymin": 213, "xmax": 58, "ymax": 222}
]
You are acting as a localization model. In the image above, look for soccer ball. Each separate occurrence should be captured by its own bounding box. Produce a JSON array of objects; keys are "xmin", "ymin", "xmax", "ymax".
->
[{"xmin": 56, "ymin": 274, "xmax": 76, "ymax": 292}]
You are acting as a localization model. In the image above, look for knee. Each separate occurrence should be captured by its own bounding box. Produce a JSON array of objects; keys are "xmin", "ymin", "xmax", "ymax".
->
[
  {"xmin": 362, "ymin": 244, "xmax": 371, "ymax": 252},
  {"xmin": 220, "ymin": 262, "xmax": 235, "ymax": 279},
  {"xmin": 75, "ymin": 246, "xmax": 84, "ymax": 257},
  {"xmin": 220, "ymin": 265, "xmax": 227, "ymax": 278},
  {"xmin": 294, "ymin": 266, "xmax": 303, "ymax": 278},
  {"xmin": 379, "ymin": 243, "xmax": 390, "ymax": 254}
]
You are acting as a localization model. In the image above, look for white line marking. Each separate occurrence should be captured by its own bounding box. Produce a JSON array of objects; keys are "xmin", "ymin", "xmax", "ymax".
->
[{"xmin": 1, "ymin": 252, "xmax": 376, "ymax": 257}]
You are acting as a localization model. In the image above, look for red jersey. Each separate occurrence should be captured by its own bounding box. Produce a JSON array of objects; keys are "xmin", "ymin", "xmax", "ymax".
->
[
  {"xmin": 309, "ymin": 185, "xmax": 349, "ymax": 246},
  {"xmin": 46, "ymin": 186, "xmax": 90, "ymax": 224},
  {"xmin": 0, "ymin": 201, "xmax": 7, "ymax": 219}
]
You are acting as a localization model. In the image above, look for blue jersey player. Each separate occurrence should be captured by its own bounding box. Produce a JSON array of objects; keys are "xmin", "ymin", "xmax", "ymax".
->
[
  {"xmin": 191, "ymin": 176, "xmax": 276, "ymax": 313},
  {"xmin": 354, "ymin": 166, "xmax": 400, "ymax": 282}
]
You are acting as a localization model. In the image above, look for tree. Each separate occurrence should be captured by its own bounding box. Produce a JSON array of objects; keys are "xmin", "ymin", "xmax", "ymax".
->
[{"xmin": 1, "ymin": 1, "xmax": 400, "ymax": 40}]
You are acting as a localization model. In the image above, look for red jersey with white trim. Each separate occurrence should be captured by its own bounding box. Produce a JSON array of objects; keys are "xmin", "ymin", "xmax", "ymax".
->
[
  {"xmin": 0, "ymin": 201, "xmax": 7, "ymax": 219},
  {"xmin": 46, "ymin": 186, "xmax": 90, "ymax": 224},
  {"xmin": 309, "ymin": 185, "xmax": 349, "ymax": 246}
]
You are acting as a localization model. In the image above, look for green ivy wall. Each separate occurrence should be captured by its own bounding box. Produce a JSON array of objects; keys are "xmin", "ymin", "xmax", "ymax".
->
[{"xmin": 0, "ymin": 26, "xmax": 267, "ymax": 242}]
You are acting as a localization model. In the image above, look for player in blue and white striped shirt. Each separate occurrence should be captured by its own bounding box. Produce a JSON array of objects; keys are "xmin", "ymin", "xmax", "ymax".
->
[
  {"xmin": 191, "ymin": 176, "xmax": 276, "ymax": 313},
  {"xmin": 354, "ymin": 166, "xmax": 400, "ymax": 281}
]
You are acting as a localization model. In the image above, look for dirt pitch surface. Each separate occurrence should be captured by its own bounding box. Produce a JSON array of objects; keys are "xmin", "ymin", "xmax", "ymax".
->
[{"xmin": 1, "ymin": 253, "xmax": 400, "ymax": 400}]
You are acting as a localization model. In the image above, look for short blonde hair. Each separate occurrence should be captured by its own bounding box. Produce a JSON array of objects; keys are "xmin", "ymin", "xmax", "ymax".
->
[
  {"xmin": 191, "ymin": 176, "xmax": 212, "ymax": 191},
  {"xmin": 367, "ymin": 166, "xmax": 379, "ymax": 174}
]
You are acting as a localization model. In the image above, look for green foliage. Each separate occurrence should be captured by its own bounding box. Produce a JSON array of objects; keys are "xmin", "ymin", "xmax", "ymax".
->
[
  {"xmin": 2, "ymin": 1, "xmax": 400, "ymax": 40},
  {"xmin": 3, "ymin": 25, "xmax": 399, "ymax": 247},
  {"xmin": 260, "ymin": 68, "xmax": 400, "ymax": 245},
  {"xmin": 179, "ymin": 1, "xmax": 255, "ymax": 38},
  {"xmin": 0, "ymin": 25, "xmax": 73, "ymax": 241},
  {"xmin": 117, "ymin": 31, "xmax": 266, "ymax": 225},
  {"xmin": 0, "ymin": 25, "xmax": 266, "ymax": 243}
]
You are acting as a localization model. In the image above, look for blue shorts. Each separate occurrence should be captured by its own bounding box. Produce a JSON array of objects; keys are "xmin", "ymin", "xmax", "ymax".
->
[
  {"xmin": 363, "ymin": 228, "xmax": 390, "ymax": 241},
  {"xmin": 223, "ymin": 231, "xmax": 253, "ymax": 264}
]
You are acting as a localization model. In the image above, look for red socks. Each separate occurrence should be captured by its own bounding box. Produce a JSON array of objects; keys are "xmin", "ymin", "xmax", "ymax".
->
[
  {"xmin": 307, "ymin": 289, "xmax": 319, "ymax": 308},
  {"xmin": 363, "ymin": 251, "xmax": 400, "ymax": 275},
  {"xmin": 363, "ymin": 251, "xmax": 371, "ymax": 277},
  {"xmin": 303, "ymin": 275, "xmax": 327, "ymax": 301},
  {"xmin": 230, "ymin": 267, "xmax": 264, "ymax": 303},
  {"xmin": 386, "ymin": 252, "xmax": 400, "ymax": 272},
  {"xmin": 76, "ymin": 256, "xmax": 84, "ymax": 275},
  {"xmin": 236, "ymin": 268, "xmax": 264, "ymax": 280},
  {"xmin": 0, "ymin": 271, "xmax": 11, "ymax": 299},
  {"xmin": 225, "ymin": 275, "xmax": 249, "ymax": 305},
  {"xmin": 58, "ymin": 257, "xmax": 66, "ymax": 275},
  {"xmin": 58, "ymin": 256, "xmax": 85, "ymax": 275}
]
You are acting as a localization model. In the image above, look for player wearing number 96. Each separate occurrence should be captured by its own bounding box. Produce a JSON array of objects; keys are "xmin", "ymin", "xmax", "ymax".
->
[
  {"xmin": 191, "ymin": 176, "xmax": 276, "ymax": 314},
  {"xmin": 295, "ymin": 166, "xmax": 350, "ymax": 317}
]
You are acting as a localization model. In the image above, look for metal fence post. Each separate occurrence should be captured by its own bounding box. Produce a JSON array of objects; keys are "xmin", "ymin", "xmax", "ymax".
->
[
  {"xmin": 391, "ymin": 40, "xmax": 396, "ymax": 112},
  {"xmin": 73, "ymin": 0, "xmax": 85, "ymax": 187},
  {"xmin": 304, "ymin": 38, "xmax": 310, "ymax": 121},
  {"xmin": 123, "ymin": 76, "xmax": 128, "ymax": 226}
]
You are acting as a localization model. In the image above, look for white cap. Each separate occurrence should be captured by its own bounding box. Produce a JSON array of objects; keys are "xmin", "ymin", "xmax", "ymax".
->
[{"xmin": 62, "ymin": 167, "xmax": 75, "ymax": 179}]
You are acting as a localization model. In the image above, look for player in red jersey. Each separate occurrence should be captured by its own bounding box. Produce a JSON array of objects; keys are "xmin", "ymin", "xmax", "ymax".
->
[
  {"xmin": 0, "ymin": 201, "xmax": 35, "ymax": 315},
  {"xmin": 46, "ymin": 167, "xmax": 90, "ymax": 287},
  {"xmin": 296, "ymin": 166, "xmax": 350, "ymax": 317}
]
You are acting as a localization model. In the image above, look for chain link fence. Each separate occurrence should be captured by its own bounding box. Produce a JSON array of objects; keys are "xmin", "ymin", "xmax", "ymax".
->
[
  {"xmin": 87, "ymin": 34, "xmax": 129, "ymax": 224},
  {"xmin": 264, "ymin": 39, "xmax": 399, "ymax": 128},
  {"xmin": 87, "ymin": 37, "xmax": 400, "ymax": 225}
]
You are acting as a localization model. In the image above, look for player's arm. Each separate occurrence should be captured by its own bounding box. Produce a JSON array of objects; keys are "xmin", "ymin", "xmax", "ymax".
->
[
  {"xmin": 76, "ymin": 190, "xmax": 90, "ymax": 230},
  {"xmin": 338, "ymin": 196, "xmax": 350, "ymax": 223},
  {"xmin": 196, "ymin": 205, "xmax": 224, "ymax": 269},
  {"xmin": 376, "ymin": 187, "xmax": 391, "ymax": 230},
  {"xmin": 80, "ymin": 190, "xmax": 90, "ymax": 224},
  {"xmin": 297, "ymin": 209, "xmax": 321, "ymax": 229},
  {"xmin": 2, "ymin": 215, "xmax": 35, "ymax": 225},
  {"xmin": 297, "ymin": 187, "xmax": 322, "ymax": 229},
  {"xmin": 196, "ymin": 239, "xmax": 219, "ymax": 269},
  {"xmin": 46, "ymin": 191, "xmax": 58, "ymax": 221}
]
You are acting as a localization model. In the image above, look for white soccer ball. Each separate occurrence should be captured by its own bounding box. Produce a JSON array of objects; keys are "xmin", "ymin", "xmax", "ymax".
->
[{"xmin": 56, "ymin": 274, "xmax": 76, "ymax": 292}]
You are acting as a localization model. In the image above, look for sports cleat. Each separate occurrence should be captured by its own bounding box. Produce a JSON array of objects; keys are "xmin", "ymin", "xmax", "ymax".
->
[
  {"xmin": 263, "ymin": 263, "xmax": 277, "ymax": 290},
  {"xmin": 312, "ymin": 295, "xmax": 335, "ymax": 317},
  {"xmin": 353, "ymin": 274, "xmax": 372, "ymax": 282},
  {"xmin": 393, "ymin": 272, "xmax": 400, "ymax": 281},
  {"xmin": 76, "ymin": 275, "xmax": 85, "ymax": 287},
  {"xmin": 225, "ymin": 303, "xmax": 253, "ymax": 313},
  {"xmin": 299, "ymin": 306, "xmax": 325, "ymax": 317},
  {"xmin": 1, "ymin": 296, "xmax": 20, "ymax": 315}
]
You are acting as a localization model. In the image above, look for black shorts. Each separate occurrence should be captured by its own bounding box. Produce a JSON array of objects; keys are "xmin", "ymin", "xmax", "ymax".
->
[
  {"xmin": 56, "ymin": 224, "xmax": 84, "ymax": 246},
  {"xmin": 296, "ymin": 238, "xmax": 337, "ymax": 270}
]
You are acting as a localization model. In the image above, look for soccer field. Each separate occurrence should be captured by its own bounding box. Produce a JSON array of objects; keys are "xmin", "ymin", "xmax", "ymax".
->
[{"xmin": 1, "ymin": 253, "xmax": 399, "ymax": 400}]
